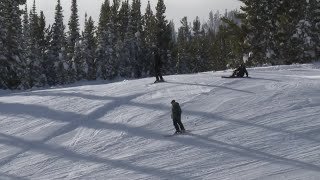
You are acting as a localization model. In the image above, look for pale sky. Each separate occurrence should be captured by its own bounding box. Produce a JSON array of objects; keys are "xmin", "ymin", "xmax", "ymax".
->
[{"xmin": 26, "ymin": 0, "xmax": 242, "ymax": 30}]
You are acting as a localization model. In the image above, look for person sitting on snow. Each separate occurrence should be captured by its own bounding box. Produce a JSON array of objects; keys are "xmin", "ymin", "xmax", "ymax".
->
[{"xmin": 231, "ymin": 63, "xmax": 249, "ymax": 78}]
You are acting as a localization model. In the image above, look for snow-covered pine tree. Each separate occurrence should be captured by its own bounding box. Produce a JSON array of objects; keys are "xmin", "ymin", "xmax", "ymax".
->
[
  {"xmin": 96, "ymin": 0, "xmax": 110, "ymax": 79},
  {"xmin": 143, "ymin": 0, "xmax": 157, "ymax": 76},
  {"xmin": 48, "ymin": 0, "xmax": 68, "ymax": 85},
  {"xmin": 130, "ymin": 0, "xmax": 143, "ymax": 78},
  {"xmin": 189, "ymin": 16, "xmax": 203, "ymax": 73},
  {"xmin": 28, "ymin": 1, "xmax": 45, "ymax": 87},
  {"xmin": 238, "ymin": 0, "xmax": 276, "ymax": 65},
  {"xmin": 219, "ymin": 10, "xmax": 245, "ymax": 68},
  {"xmin": 67, "ymin": 0, "xmax": 80, "ymax": 59},
  {"xmin": 291, "ymin": 0, "xmax": 316, "ymax": 63},
  {"xmin": 66, "ymin": 0, "xmax": 80, "ymax": 83},
  {"xmin": 96, "ymin": 0, "xmax": 119, "ymax": 80},
  {"xmin": 0, "ymin": 0, "xmax": 6, "ymax": 88},
  {"xmin": 155, "ymin": 0, "xmax": 167, "ymax": 49},
  {"xmin": 38, "ymin": 11, "xmax": 47, "ymax": 58},
  {"xmin": 96, "ymin": 0, "xmax": 115, "ymax": 80},
  {"xmin": 165, "ymin": 20, "xmax": 177, "ymax": 74},
  {"xmin": 131, "ymin": 0, "xmax": 142, "ymax": 33},
  {"xmin": 22, "ymin": 5, "xmax": 30, "ymax": 54},
  {"xmin": 208, "ymin": 11, "xmax": 214, "ymax": 33},
  {"xmin": 22, "ymin": 4, "xmax": 34, "ymax": 87},
  {"xmin": 119, "ymin": 17, "xmax": 134, "ymax": 78},
  {"xmin": 310, "ymin": 0, "xmax": 320, "ymax": 59},
  {"xmin": 110, "ymin": 0, "xmax": 121, "ymax": 36},
  {"xmin": 72, "ymin": 38, "xmax": 84, "ymax": 81},
  {"xmin": 275, "ymin": 0, "xmax": 305, "ymax": 64},
  {"xmin": 118, "ymin": 0, "xmax": 130, "ymax": 41},
  {"xmin": 292, "ymin": 20, "xmax": 314, "ymax": 63},
  {"xmin": 103, "ymin": 0, "xmax": 120, "ymax": 79},
  {"xmin": 36, "ymin": 11, "xmax": 48, "ymax": 86},
  {"xmin": 155, "ymin": 0, "xmax": 171, "ymax": 74},
  {"xmin": 118, "ymin": 0, "xmax": 131, "ymax": 77},
  {"xmin": 97, "ymin": 0, "xmax": 111, "ymax": 38},
  {"xmin": 2, "ymin": 0, "xmax": 29, "ymax": 89},
  {"xmin": 198, "ymin": 25, "xmax": 212, "ymax": 70},
  {"xmin": 176, "ymin": 17, "xmax": 191, "ymax": 74},
  {"xmin": 82, "ymin": 15, "xmax": 97, "ymax": 80}
]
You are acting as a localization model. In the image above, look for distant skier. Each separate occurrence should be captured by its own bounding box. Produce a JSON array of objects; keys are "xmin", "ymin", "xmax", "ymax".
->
[
  {"xmin": 171, "ymin": 100, "xmax": 185, "ymax": 134},
  {"xmin": 231, "ymin": 63, "xmax": 249, "ymax": 78},
  {"xmin": 154, "ymin": 49, "xmax": 164, "ymax": 83}
]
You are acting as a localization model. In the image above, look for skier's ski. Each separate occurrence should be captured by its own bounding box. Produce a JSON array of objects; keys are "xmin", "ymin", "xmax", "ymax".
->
[
  {"xmin": 221, "ymin": 76, "xmax": 251, "ymax": 78},
  {"xmin": 163, "ymin": 130, "xmax": 192, "ymax": 137},
  {"xmin": 153, "ymin": 80, "xmax": 166, "ymax": 84}
]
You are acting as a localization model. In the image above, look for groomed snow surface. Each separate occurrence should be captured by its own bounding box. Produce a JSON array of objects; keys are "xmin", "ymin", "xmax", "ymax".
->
[{"xmin": 0, "ymin": 64, "xmax": 320, "ymax": 180}]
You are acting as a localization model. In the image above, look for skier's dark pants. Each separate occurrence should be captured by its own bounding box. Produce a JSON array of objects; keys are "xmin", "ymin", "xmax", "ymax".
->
[
  {"xmin": 173, "ymin": 116, "xmax": 185, "ymax": 132},
  {"xmin": 155, "ymin": 68, "xmax": 163, "ymax": 81}
]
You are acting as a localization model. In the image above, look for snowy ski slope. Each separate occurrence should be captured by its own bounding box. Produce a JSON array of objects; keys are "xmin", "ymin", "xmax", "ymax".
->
[{"xmin": 0, "ymin": 63, "xmax": 320, "ymax": 180}]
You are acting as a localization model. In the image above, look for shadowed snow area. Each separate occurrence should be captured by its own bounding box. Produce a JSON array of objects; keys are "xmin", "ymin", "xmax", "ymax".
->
[{"xmin": 0, "ymin": 63, "xmax": 320, "ymax": 180}]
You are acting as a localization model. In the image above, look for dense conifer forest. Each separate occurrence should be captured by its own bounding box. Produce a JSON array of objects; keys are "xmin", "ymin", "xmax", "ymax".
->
[{"xmin": 0, "ymin": 0, "xmax": 319, "ymax": 89}]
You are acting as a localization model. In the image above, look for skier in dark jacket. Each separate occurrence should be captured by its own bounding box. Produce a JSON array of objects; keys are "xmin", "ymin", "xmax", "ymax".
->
[
  {"xmin": 231, "ymin": 63, "xmax": 249, "ymax": 77},
  {"xmin": 154, "ymin": 49, "xmax": 164, "ymax": 83},
  {"xmin": 171, "ymin": 100, "xmax": 185, "ymax": 134}
]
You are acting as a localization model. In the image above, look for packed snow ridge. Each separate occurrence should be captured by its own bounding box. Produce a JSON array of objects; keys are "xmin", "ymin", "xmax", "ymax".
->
[{"xmin": 0, "ymin": 63, "xmax": 320, "ymax": 180}]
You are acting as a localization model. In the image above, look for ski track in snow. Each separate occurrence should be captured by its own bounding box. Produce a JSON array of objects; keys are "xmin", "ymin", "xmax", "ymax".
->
[{"xmin": 0, "ymin": 64, "xmax": 320, "ymax": 179}]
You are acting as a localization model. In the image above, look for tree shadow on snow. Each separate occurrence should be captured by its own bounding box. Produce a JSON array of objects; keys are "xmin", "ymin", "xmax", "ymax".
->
[
  {"xmin": 0, "ymin": 93, "xmax": 190, "ymax": 179},
  {"xmin": 0, "ymin": 173, "xmax": 29, "ymax": 180},
  {"xmin": 0, "ymin": 132, "xmax": 189, "ymax": 180},
  {"xmin": 0, "ymin": 90, "xmax": 320, "ymax": 177},
  {"xmin": 181, "ymin": 133, "xmax": 320, "ymax": 172},
  {"xmin": 245, "ymin": 77, "xmax": 281, "ymax": 82},
  {"xmin": 165, "ymin": 81, "xmax": 254, "ymax": 94}
]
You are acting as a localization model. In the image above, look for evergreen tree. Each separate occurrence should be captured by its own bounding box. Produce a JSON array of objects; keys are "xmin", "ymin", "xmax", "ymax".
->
[
  {"xmin": 38, "ymin": 11, "xmax": 47, "ymax": 60},
  {"xmin": 275, "ymin": 0, "xmax": 306, "ymax": 64},
  {"xmin": 143, "ymin": 0, "xmax": 157, "ymax": 76},
  {"xmin": 155, "ymin": 0, "xmax": 168, "ymax": 50},
  {"xmin": 72, "ymin": 39, "xmax": 83, "ymax": 81},
  {"xmin": 118, "ymin": 0, "xmax": 130, "ymax": 41},
  {"xmin": 2, "ymin": 0, "xmax": 28, "ymax": 89},
  {"xmin": 28, "ymin": 1, "xmax": 45, "ymax": 87},
  {"xmin": 189, "ymin": 16, "xmax": 203, "ymax": 73},
  {"xmin": 165, "ymin": 20, "xmax": 177, "ymax": 74},
  {"xmin": 96, "ymin": 0, "xmax": 110, "ymax": 79},
  {"xmin": 217, "ymin": 10, "xmax": 246, "ymax": 68},
  {"xmin": 96, "ymin": 0, "xmax": 118, "ymax": 80},
  {"xmin": 47, "ymin": 0, "xmax": 68, "ymax": 85},
  {"xmin": 37, "ymin": 11, "xmax": 49, "ymax": 86},
  {"xmin": 131, "ymin": 0, "xmax": 142, "ymax": 34},
  {"xmin": 310, "ymin": 0, "xmax": 320, "ymax": 58},
  {"xmin": 67, "ymin": 0, "xmax": 80, "ymax": 58},
  {"xmin": 291, "ymin": 0, "xmax": 318, "ymax": 63},
  {"xmin": 102, "ymin": 21, "xmax": 119, "ymax": 79},
  {"xmin": 176, "ymin": 17, "xmax": 191, "ymax": 73},
  {"xmin": 104, "ymin": 0, "xmax": 120, "ymax": 79},
  {"xmin": 82, "ymin": 15, "xmax": 97, "ymax": 80},
  {"xmin": 0, "ymin": 1, "xmax": 6, "ymax": 88},
  {"xmin": 111, "ymin": 0, "xmax": 121, "ymax": 35},
  {"xmin": 118, "ymin": 0, "xmax": 131, "ymax": 77},
  {"xmin": 239, "ymin": 0, "xmax": 274, "ymax": 65},
  {"xmin": 66, "ymin": 0, "xmax": 80, "ymax": 83},
  {"xmin": 155, "ymin": 0, "xmax": 171, "ymax": 74},
  {"xmin": 119, "ymin": 18, "xmax": 134, "ymax": 77},
  {"xmin": 22, "ymin": 5, "xmax": 30, "ymax": 52},
  {"xmin": 130, "ymin": 0, "xmax": 143, "ymax": 78},
  {"xmin": 97, "ymin": 0, "xmax": 111, "ymax": 36},
  {"xmin": 238, "ymin": 0, "xmax": 314, "ymax": 65}
]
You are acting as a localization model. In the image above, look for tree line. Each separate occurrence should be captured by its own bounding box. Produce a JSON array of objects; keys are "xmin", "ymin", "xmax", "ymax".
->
[{"xmin": 0, "ymin": 0, "xmax": 319, "ymax": 90}]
